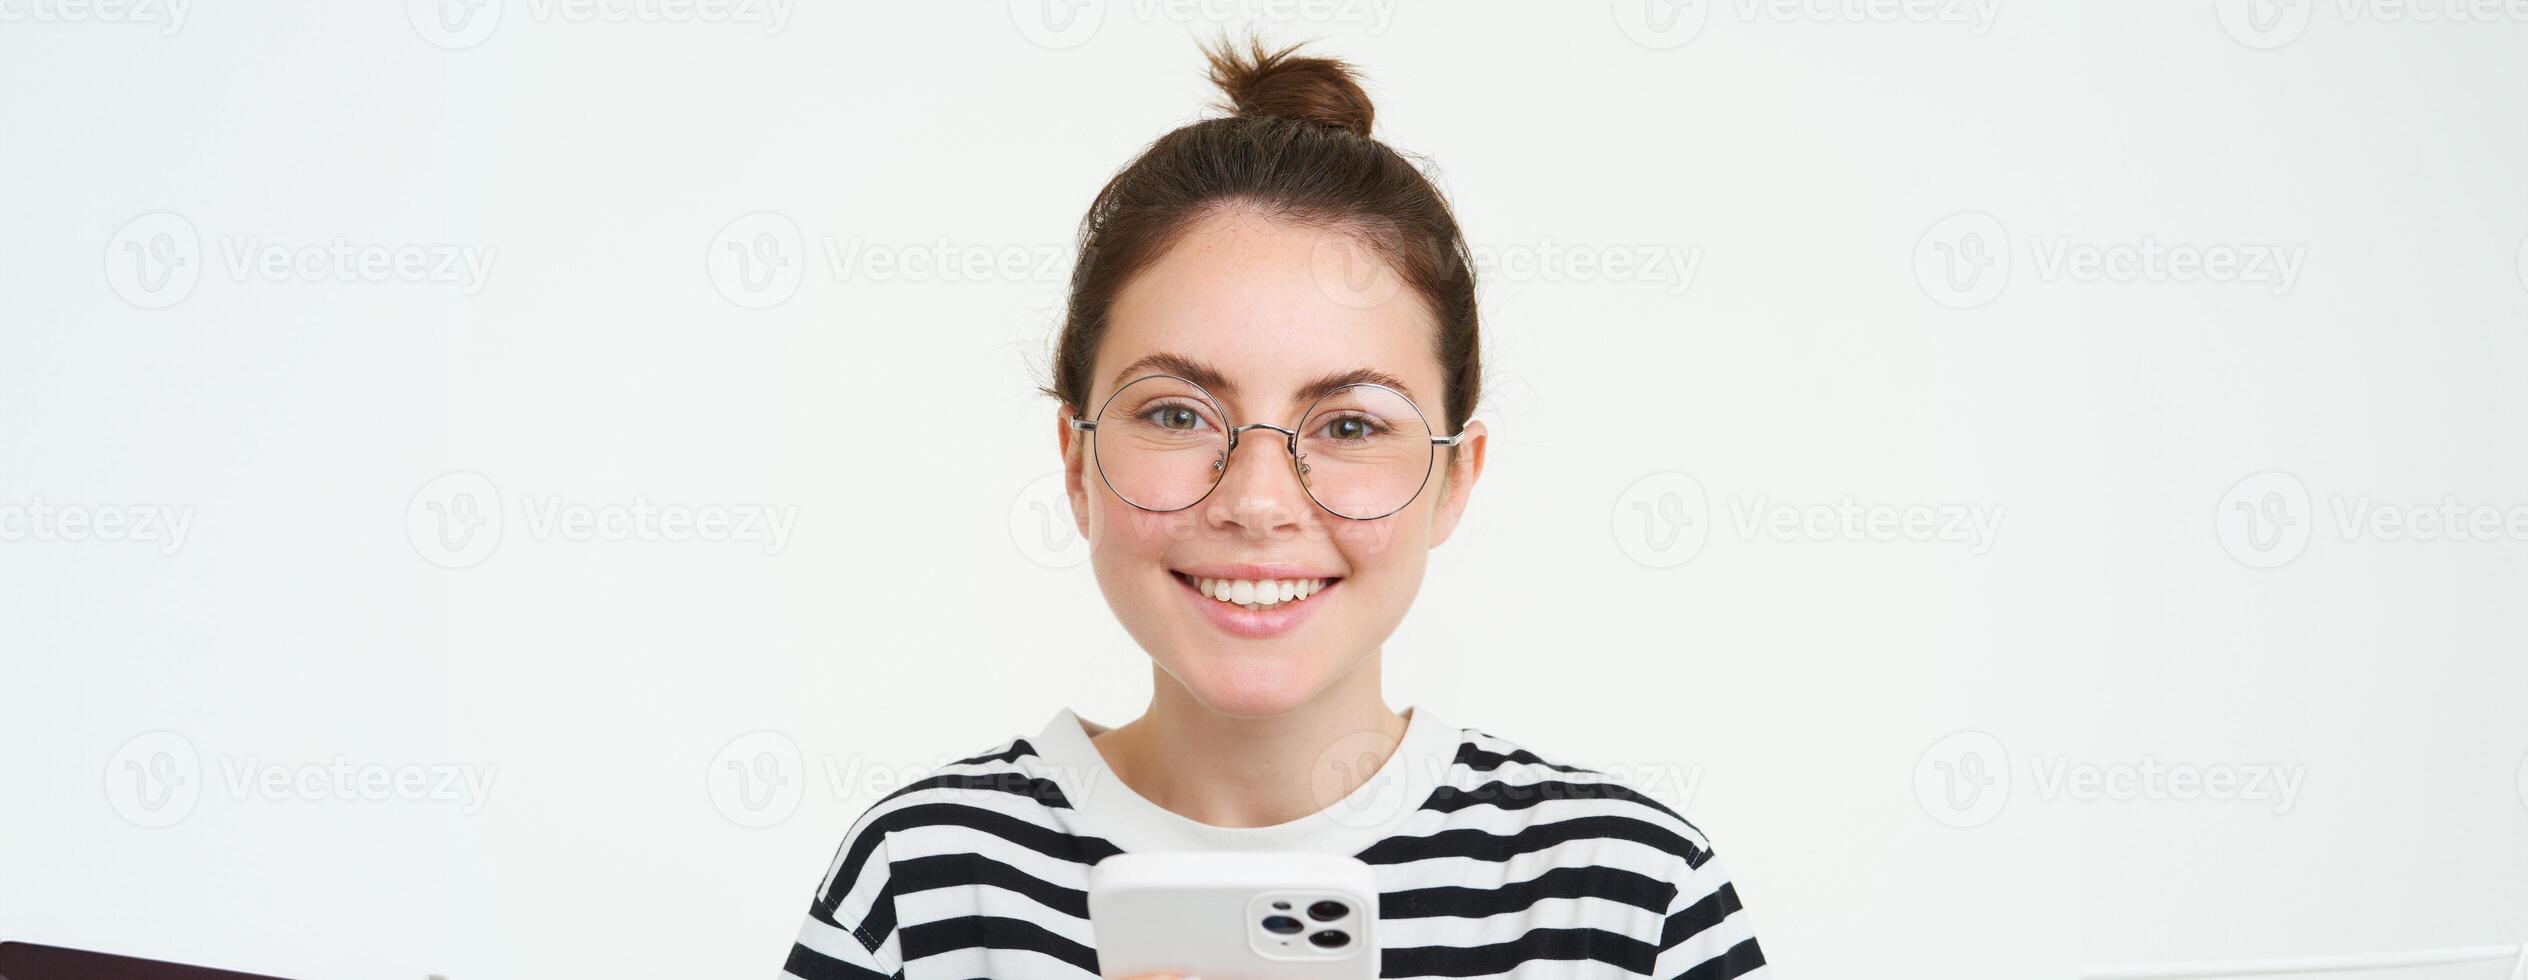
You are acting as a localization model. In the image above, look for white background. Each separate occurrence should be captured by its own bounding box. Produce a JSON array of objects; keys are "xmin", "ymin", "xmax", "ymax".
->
[{"xmin": 4, "ymin": 2, "xmax": 2526, "ymax": 979}]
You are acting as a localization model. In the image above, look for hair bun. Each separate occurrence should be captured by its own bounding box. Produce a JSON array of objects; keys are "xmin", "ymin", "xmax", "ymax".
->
[{"xmin": 1204, "ymin": 37, "xmax": 1374, "ymax": 136}]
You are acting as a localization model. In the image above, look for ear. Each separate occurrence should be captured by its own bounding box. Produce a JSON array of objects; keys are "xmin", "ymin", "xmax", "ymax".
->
[
  {"xmin": 1058, "ymin": 403, "xmax": 1093, "ymax": 540},
  {"xmin": 1425, "ymin": 419, "xmax": 1487, "ymax": 548}
]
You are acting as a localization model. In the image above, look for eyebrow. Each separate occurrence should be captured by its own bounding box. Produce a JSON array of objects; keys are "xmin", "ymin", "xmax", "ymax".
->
[{"xmin": 1109, "ymin": 352, "xmax": 1423, "ymax": 413}]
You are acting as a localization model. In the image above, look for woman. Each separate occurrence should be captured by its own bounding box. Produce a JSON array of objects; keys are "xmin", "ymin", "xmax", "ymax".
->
[{"xmin": 781, "ymin": 38, "xmax": 1767, "ymax": 980}]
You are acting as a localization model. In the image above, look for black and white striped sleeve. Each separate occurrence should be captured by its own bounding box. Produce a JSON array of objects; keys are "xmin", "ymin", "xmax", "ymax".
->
[
  {"xmin": 781, "ymin": 812, "xmax": 904, "ymax": 980},
  {"xmin": 1652, "ymin": 849, "xmax": 1768, "ymax": 980}
]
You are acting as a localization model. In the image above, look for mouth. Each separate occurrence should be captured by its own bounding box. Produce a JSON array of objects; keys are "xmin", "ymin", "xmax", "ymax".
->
[
  {"xmin": 1169, "ymin": 570, "xmax": 1343, "ymax": 612},
  {"xmin": 1167, "ymin": 568, "xmax": 1344, "ymax": 639}
]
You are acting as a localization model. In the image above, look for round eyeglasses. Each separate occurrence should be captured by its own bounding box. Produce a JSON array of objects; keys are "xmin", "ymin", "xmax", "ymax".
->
[{"xmin": 1068, "ymin": 374, "xmax": 1470, "ymax": 521}]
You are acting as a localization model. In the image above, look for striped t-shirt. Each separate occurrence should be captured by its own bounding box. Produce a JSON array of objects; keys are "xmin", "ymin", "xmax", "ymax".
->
[{"xmin": 780, "ymin": 704, "xmax": 1768, "ymax": 979}]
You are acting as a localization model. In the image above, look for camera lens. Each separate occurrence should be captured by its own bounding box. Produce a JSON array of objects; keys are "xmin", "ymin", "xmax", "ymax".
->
[
  {"xmin": 1309, "ymin": 929, "xmax": 1351, "ymax": 948},
  {"xmin": 1307, "ymin": 900, "xmax": 1350, "ymax": 921},
  {"xmin": 1262, "ymin": 915, "xmax": 1304, "ymax": 935}
]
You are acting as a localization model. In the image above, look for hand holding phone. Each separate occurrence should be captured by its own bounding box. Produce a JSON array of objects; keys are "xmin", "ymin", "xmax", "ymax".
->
[{"xmin": 1087, "ymin": 852, "xmax": 1380, "ymax": 980}]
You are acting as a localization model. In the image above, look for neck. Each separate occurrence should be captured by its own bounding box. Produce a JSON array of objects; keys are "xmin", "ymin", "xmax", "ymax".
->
[{"xmin": 1092, "ymin": 651, "xmax": 1408, "ymax": 829}]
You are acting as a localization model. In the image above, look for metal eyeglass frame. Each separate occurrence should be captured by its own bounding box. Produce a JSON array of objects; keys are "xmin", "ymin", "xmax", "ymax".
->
[{"xmin": 1067, "ymin": 373, "xmax": 1471, "ymax": 522}]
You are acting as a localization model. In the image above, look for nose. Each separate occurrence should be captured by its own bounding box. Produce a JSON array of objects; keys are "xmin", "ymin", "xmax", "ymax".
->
[{"xmin": 1203, "ymin": 424, "xmax": 1309, "ymax": 537}]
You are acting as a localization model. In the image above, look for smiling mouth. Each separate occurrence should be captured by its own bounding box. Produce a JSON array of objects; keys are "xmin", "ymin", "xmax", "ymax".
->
[{"xmin": 1170, "ymin": 570, "xmax": 1342, "ymax": 612}]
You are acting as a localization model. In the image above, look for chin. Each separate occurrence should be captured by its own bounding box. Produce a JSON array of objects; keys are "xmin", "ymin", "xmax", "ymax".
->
[{"xmin": 1166, "ymin": 649, "xmax": 1330, "ymax": 719}]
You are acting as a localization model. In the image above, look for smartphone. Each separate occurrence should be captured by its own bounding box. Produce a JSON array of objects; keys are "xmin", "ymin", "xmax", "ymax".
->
[{"xmin": 1086, "ymin": 851, "xmax": 1382, "ymax": 980}]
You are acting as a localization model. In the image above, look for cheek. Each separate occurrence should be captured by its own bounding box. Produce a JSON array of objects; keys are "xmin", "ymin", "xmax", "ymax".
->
[
  {"xmin": 1086, "ymin": 492, "xmax": 1194, "ymax": 564},
  {"xmin": 1328, "ymin": 511, "xmax": 1424, "ymax": 569}
]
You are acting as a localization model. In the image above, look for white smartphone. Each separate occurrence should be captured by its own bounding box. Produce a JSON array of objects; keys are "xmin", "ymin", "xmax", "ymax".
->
[{"xmin": 1086, "ymin": 851, "xmax": 1382, "ymax": 980}]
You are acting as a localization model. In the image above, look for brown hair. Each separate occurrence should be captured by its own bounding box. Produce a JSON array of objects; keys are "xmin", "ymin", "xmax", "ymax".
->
[{"xmin": 1043, "ymin": 36, "xmax": 1482, "ymax": 439}]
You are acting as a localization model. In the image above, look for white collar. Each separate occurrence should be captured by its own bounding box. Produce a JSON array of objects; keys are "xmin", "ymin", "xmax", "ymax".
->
[{"xmin": 1030, "ymin": 703, "xmax": 1456, "ymax": 855}]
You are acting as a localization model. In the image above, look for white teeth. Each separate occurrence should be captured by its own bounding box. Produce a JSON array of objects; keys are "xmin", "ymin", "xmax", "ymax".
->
[{"xmin": 1192, "ymin": 576, "xmax": 1332, "ymax": 611}]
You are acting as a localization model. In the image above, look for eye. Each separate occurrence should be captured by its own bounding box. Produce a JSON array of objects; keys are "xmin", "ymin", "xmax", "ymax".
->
[
  {"xmin": 1138, "ymin": 401, "xmax": 1209, "ymax": 431},
  {"xmin": 1319, "ymin": 414, "xmax": 1387, "ymax": 441}
]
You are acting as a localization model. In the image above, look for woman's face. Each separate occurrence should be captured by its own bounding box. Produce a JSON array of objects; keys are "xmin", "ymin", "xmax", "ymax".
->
[{"xmin": 1059, "ymin": 207, "xmax": 1487, "ymax": 720}]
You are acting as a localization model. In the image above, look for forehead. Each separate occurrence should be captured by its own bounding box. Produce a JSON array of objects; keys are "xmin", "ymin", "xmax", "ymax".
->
[{"xmin": 1090, "ymin": 207, "xmax": 1441, "ymax": 416}]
